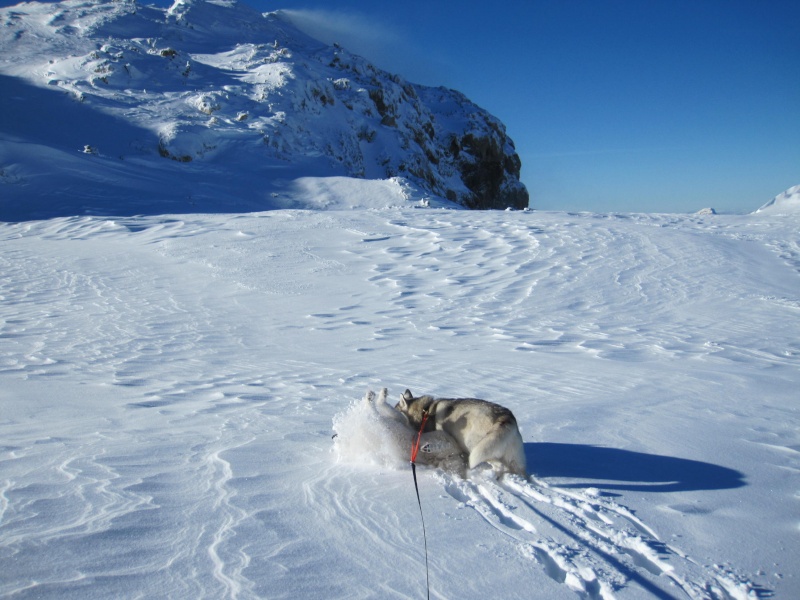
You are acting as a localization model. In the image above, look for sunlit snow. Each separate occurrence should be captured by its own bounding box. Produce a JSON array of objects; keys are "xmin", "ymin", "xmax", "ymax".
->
[{"xmin": 2, "ymin": 200, "xmax": 798, "ymax": 599}]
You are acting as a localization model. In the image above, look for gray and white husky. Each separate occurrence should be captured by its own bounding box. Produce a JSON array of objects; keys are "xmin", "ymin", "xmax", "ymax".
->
[{"xmin": 396, "ymin": 389, "xmax": 527, "ymax": 478}]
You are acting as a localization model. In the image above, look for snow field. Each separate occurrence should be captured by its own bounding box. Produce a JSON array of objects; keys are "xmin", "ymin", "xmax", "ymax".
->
[{"xmin": 1, "ymin": 205, "xmax": 799, "ymax": 598}]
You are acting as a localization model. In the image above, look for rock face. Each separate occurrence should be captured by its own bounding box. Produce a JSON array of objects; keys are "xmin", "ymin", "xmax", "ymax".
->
[{"xmin": 0, "ymin": 0, "xmax": 528, "ymax": 210}]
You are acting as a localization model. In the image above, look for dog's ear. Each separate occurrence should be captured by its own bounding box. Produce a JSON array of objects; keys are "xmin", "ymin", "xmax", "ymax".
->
[{"xmin": 397, "ymin": 389, "xmax": 413, "ymax": 411}]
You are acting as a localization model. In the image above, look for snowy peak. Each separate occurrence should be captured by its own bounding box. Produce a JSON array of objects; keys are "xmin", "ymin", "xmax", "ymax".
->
[
  {"xmin": 0, "ymin": 0, "xmax": 528, "ymax": 216},
  {"xmin": 754, "ymin": 184, "xmax": 800, "ymax": 214}
]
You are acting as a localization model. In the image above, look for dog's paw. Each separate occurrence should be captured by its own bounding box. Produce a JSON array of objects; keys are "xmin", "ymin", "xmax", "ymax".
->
[{"xmin": 468, "ymin": 461, "xmax": 501, "ymax": 481}]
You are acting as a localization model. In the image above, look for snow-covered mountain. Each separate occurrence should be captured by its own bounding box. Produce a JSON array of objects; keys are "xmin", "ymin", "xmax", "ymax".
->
[
  {"xmin": 754, "ymin": 184, "xmax": 800, "ymax": 214},
  {"xmin": 0, "ymin": 0, "xmax": 529, "ymax": 219}
]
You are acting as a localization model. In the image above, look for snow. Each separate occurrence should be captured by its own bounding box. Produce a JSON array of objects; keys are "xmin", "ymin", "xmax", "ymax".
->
[
  {"xmin": 755, "ymin": 184, "xmax": 800, "ymax": 215},
  {"xmin": 1, "ymin": 1, "xmax": 799, "ymax": 598},
  {"xmin": 2, "ymin": 200, "xmax": 799, "ymax": 599}
]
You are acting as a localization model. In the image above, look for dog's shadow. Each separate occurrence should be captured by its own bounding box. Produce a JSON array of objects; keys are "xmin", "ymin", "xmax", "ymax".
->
[{"xmin": 526, "ymin": 443, "xmax": 746, "ymax": 493}]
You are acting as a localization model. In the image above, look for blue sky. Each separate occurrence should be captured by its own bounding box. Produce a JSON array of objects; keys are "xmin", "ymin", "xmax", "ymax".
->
[
  {"xmin": 268, "ymin": 0, "xmax": 800, "ymax": 213},
  {"xmin": 4, "ymin": 0, "xmax": 798, "ymax": 212}
]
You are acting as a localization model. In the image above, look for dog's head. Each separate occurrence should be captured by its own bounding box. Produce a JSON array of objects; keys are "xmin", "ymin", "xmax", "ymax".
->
[{"xmin": 395, "ymin": 389, "xmax": 435, "ymax": 429}]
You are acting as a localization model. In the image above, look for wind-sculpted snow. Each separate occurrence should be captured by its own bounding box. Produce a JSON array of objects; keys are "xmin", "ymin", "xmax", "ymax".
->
[
  {"xmin": 0, "ymin": 0, "xmax": 527, "ymax": 215},
  {"xmin": 1, "ymin": 205, "xmax": 797, "ymax": 598}
]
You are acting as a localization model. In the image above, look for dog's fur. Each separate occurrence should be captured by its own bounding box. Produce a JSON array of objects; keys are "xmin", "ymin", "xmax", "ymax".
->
[{"xmin": 396, "ymin": 389, "xmax": 527, "ymax": 477}]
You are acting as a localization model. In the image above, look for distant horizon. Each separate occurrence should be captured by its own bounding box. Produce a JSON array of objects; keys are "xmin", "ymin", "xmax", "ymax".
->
[{"xmin": 2, "ymin": 0, "xmax": 798, "ymax": 214}]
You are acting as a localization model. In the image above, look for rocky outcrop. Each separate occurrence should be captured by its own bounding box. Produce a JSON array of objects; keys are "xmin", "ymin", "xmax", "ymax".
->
[
  {"xmin": 453, "ymin": 132, "xmax": 527, "ymax": 210},
  {"xmin": 271, "ymin": 16, "xmax": 529, "ymax": 209}
]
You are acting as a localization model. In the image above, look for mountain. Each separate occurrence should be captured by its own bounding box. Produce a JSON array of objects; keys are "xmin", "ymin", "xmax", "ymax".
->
[
  {"xmin": 754, "ymin": 184, "xmax": 800, "ymax": 214},
  {"xmin": 0, "ymin": 0, "xmax": 529, "ymax": 218}
]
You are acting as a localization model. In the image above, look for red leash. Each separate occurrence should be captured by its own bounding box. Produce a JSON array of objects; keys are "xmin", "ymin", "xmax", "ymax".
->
[
  {"xmin": 410, "ymin": 411, "xmax": 430, "ymax": 600},
  {"xmin": 410, "ymin": 410, "xmax": 430, "ymax": 463}
]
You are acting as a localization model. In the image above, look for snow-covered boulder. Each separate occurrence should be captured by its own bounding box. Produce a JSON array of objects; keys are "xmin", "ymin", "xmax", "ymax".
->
[{"xmin": 695, "ymin": 207, "xmax": 717, "ymax": 216}]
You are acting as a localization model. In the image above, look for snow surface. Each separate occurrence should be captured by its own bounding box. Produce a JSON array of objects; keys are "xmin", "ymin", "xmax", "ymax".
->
[{"xmin": 2, "ymin": 191, "xmax": 799, "ymax": 599}]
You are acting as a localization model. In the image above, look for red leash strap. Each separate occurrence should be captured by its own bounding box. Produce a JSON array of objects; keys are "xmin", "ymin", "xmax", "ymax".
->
[
  {"xmin": 410, "ymin": 410, "xmax": 431, "ymax": 600},
  {"xmin": 410, "ymin": 410, "xmax": 430, "ymax": 463}
]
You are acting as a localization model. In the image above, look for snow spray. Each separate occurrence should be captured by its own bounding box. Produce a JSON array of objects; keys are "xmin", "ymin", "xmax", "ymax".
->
[{"xmin": 331, "ymin": 395, "xmax": 411, "ymax": 467}]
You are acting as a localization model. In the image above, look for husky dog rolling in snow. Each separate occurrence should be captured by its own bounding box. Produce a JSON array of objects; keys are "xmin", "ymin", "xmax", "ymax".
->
[
  {"xmin": 365, "ymin": 388, "xmax": 467, "ymax": 474},
  {"xmin": 396, "ymin": 389, "xmax": 527, "ymax": 478}
]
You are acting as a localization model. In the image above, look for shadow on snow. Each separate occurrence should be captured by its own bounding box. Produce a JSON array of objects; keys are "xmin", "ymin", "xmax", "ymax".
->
[
  {"xmin": 0, "ymin": 74, "xmax": 302, "ymax": 222},
  {"xmin": 526, "ymin": 443, "xmax": 746, "ymax": 493}
]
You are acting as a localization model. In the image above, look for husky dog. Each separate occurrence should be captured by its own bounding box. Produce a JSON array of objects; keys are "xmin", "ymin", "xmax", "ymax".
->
[
  {"xmin": 365, "ymin": 388, "xmax": 466, "ymax": 474},
  {"xmin": 396, "ymin": 389, "xmax": 527, "ymax": 477}
]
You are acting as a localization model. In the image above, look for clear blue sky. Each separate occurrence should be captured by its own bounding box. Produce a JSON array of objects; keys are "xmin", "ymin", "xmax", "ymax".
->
[
  {"xmin": 266, "ymin": 0, "xmax": 800, "ymax": 213},
  {"xmin": 5, "ymin": 0, "xmax": 799, "ymax": 213}
]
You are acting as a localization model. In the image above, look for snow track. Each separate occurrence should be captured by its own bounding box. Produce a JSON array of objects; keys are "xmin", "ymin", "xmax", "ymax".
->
[
  {"xmin": 1, "ymin": 208, "xmax": 798, "ymax": 598},
  {"xmin": 439, "ymin": 472, "xmax": 757, "ymax": 599}
]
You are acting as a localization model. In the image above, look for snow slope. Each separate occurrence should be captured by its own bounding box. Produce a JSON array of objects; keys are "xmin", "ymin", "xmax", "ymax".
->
[
  {"xmin": 2, "ymin": 197, "xmax": 798, "ymax": 599},
  {"xmin": 0, "ymin": 0, "xmax": 527, "ymax": 217},
  {"xmin": 755, "ymin": 185, "xmax": 800, "ymax": 215}
]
